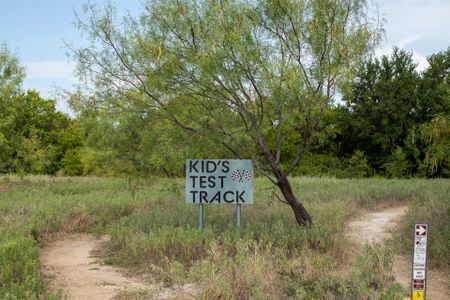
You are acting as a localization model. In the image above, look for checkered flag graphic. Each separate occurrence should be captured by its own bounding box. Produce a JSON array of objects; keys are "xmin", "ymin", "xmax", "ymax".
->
[
  {"xmin": 231, "ymin": 170, "xmax": 241, "ymax": 181},
  {"xmin": 242, "ymin": 169, "xmax": 251, "ymax": 181},
  {"xmin": 231, "ymin": 169, "xmax": 251, "ymax": 183}
]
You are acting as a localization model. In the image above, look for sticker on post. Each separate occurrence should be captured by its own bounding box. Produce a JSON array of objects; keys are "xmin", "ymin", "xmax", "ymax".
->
[{"xmin": 412, "ymin": 291, "xmax": 424, "ymax": 300}]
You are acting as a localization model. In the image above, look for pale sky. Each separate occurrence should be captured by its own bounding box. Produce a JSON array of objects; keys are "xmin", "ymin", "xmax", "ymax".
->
[
  {"xmin": 377, "ymin": 0, "xmax": 450, "ymax": 70},
  {"xmin": 0, "ymin": 0, "xmax": 449, "ymax": 114}
]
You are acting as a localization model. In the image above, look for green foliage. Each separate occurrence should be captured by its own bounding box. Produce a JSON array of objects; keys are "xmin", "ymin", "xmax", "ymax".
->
[
  {"xmin": 383, "ymin": 147, "xmax": 411, "ymax": 178},
  {"xmin": 0, "ymin": 44, "xmax": 24, "ymax": 98},
  {"xmin": 0, "ymin": 235, "xmax": 44, "ymax": 299},
  {"xmin": 1, "ymin": 25, "xmax": 449, "ymax": 182},
  {"xmin": 403, "ymin": 114, "xmax": 450, "ymax": 178},
  {"xmin": 1, "ymin": 91, "xmax": 57, "ymax": 173},
  {"xmin": 61, "ymin": 149, "xmax": 83, "ymax": 176},
  {"xmin": 73, "ymin": 107, "xmax": 231, "ymax": 177},
  {"xmin": 68, "ymin": 46, "xmax": 450, "ymax": 180},
  {"xmin": 66, "ymin": 0, "xmax": 448, "ymax": 180},
  {"xmin": 345, "ymin": 150, "xmax": 372, "ymax": 178},
  {"xmin": 342, "ymin": 48, "xmax": 420, "ymax": 171},
  {"xmin": 337, "ymin": 47, "xmax": 450, "ymax": 177},
  {"xmin": 293, "ymin": 153, "xmax": 345, "ymax": 177},
  {"xmin": 419, "ymin": 115, "xmax": 450, "ymax": 176},
  {"xmin": 416, "ymin": 48, "xmax": 450, "ymax": 123},
  {"xmin": 0, "ymin": 44, "xmax": 84, "ymax": 175},
  {"xmin": 72, "ymin": 0, "xmax": 382, "ymax": 189}
]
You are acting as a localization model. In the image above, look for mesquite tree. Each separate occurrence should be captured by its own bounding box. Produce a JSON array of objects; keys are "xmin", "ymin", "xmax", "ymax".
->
[{"xmin": 72, "ymin": 0, "xmax": 382, "ymax": 226}]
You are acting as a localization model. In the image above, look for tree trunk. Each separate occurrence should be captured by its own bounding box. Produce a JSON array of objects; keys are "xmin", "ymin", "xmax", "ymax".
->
[
  {"xmin": 254, "ymin": 129, "xmax": 312, "ymax": 226},
  {"xmin": 277, "ymin": 175, "xmax": 313, "ymax": 226}
]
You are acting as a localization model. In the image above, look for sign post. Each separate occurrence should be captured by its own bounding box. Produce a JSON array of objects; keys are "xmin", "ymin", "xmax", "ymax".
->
[
  {"xmin": 186, "ymin": 159, "xmax": 253, "ymax": 229},
  {"xmin": 198, "ymin": 204, "xmax": 203, "ymax": 229},
  {"xmin": 411, "ymin": 223, "xmax": 428, "ymax": 300},
  {"xmin": 236, "ymin": 204, "xmax": 241, "ymax": 227}
]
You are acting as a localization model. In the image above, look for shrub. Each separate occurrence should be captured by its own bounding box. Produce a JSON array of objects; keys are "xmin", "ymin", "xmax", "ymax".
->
[
  {"xmin": 384, "ymin": 147, "xmax": 411, "ymax": 178},
  {"xmin": 61, "ymin": 149, "xmax": 84, "ymax": 176},
  {"xmin": 345, "ymin": 150, "xmax": 371, "ymax": 178},
  {"xmin": 0, "ymin": 235, "xmax": 43, "ymax": 299}
]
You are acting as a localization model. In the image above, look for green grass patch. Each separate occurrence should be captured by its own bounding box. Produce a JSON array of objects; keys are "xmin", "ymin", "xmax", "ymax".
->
[{"xmin": 0, "ymin": 175, "xmax": 448, "ymax": 299}]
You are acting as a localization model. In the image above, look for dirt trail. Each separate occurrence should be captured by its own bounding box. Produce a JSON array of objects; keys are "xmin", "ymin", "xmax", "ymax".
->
[
  {"xmin": 346, "ymin": 206, "xmax": 449, "ymax": 300},
  {"xmin": 346, "ymin": 206, "xmax": 408, "ymax": 245},
  {"xmin": 40, "ymin": 234, "xmax": 196, "ymax": 300}
]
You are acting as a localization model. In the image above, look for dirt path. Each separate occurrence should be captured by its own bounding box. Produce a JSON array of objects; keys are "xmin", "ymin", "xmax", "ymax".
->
[
  {"xmin": 346, "ymin": 206, "xmax": 408, "ymax": 245},
  {"xmin": 40, "ymin": 234, "xmax": 196, "ymax": 300},
  {"xmin": 346, "ymin": 206, "xmax": 449, "ymax": 300}
]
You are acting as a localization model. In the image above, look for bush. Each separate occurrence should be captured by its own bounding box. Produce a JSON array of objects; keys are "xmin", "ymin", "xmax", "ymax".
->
[
  {"xmin": 345, "ymin": 150, "xmax": 372, "ymax": 178},
  {"xmin": 61, "ymin": 149, "xmax": 84, "ymax": 176},
  {"xmin": 293, "ymin": 153, "xmax": 346, "ymax": 177},
  {"xmin": 0, "ymin": 235, "xmax": 44, "ymax": 299},
  {"xmin": 384, "ymin": 147, "xmax": 411, "ymax": 178}
]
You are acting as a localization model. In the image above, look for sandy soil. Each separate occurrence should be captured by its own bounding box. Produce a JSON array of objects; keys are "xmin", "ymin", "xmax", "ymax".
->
[
  {"xmin": 346, "ymin": 206, "xmax": 449, "ymax": 300},
  {"xmin": 40, "ymin": 234, "xmax": 196, "ymax": 300}
]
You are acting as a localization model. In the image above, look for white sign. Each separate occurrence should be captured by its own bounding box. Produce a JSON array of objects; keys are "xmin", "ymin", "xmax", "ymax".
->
[
  {"xmin": 186, "ymin": 159, "xmax": 253, "ymax": 204},
  {"xmin": 412, "ymin": 223, "xmax": 428, "ymax": 296}
]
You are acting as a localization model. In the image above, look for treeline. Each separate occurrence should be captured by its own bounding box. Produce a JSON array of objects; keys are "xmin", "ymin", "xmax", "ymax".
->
[
  {"xmin": 297, "ymin": 48, "xmax": 450, "ymax": 178},
  {"xmin": 72, "ymin": 48, "xmax": 449, "ymax": 178},
  {"xmin": 0, "ymin": 45, "xmax": 83, "ymax": 175},
  {"xmin": 1, "ymin": 45, "xmax": 449, "ymax": 178}
]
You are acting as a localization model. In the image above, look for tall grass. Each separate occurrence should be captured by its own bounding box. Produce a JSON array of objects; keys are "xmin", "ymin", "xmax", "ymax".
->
[
  {"xmin": 391, "ymin": 179, "xmax": 450, "ymax": 269},
  {"xmin": 0, "ymin": 175, "xmax": 448, "ymax": 299}
]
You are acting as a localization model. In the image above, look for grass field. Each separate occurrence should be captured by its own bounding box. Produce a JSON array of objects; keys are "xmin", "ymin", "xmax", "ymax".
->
[{"xmin": 0, "ymin": 175, "xmax": 448, "ymax": 299}]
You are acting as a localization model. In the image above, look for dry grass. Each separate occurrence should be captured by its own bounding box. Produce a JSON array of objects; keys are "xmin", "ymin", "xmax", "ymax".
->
[{"xmin": 0, "ymin": 175, "xmax": 448, "ymax": 299}]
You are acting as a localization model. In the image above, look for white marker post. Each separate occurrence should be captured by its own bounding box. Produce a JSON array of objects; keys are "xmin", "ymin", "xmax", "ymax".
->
[{"xmin": 411, "ymin": 223, "xmax": 428, "ymax": 300}]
